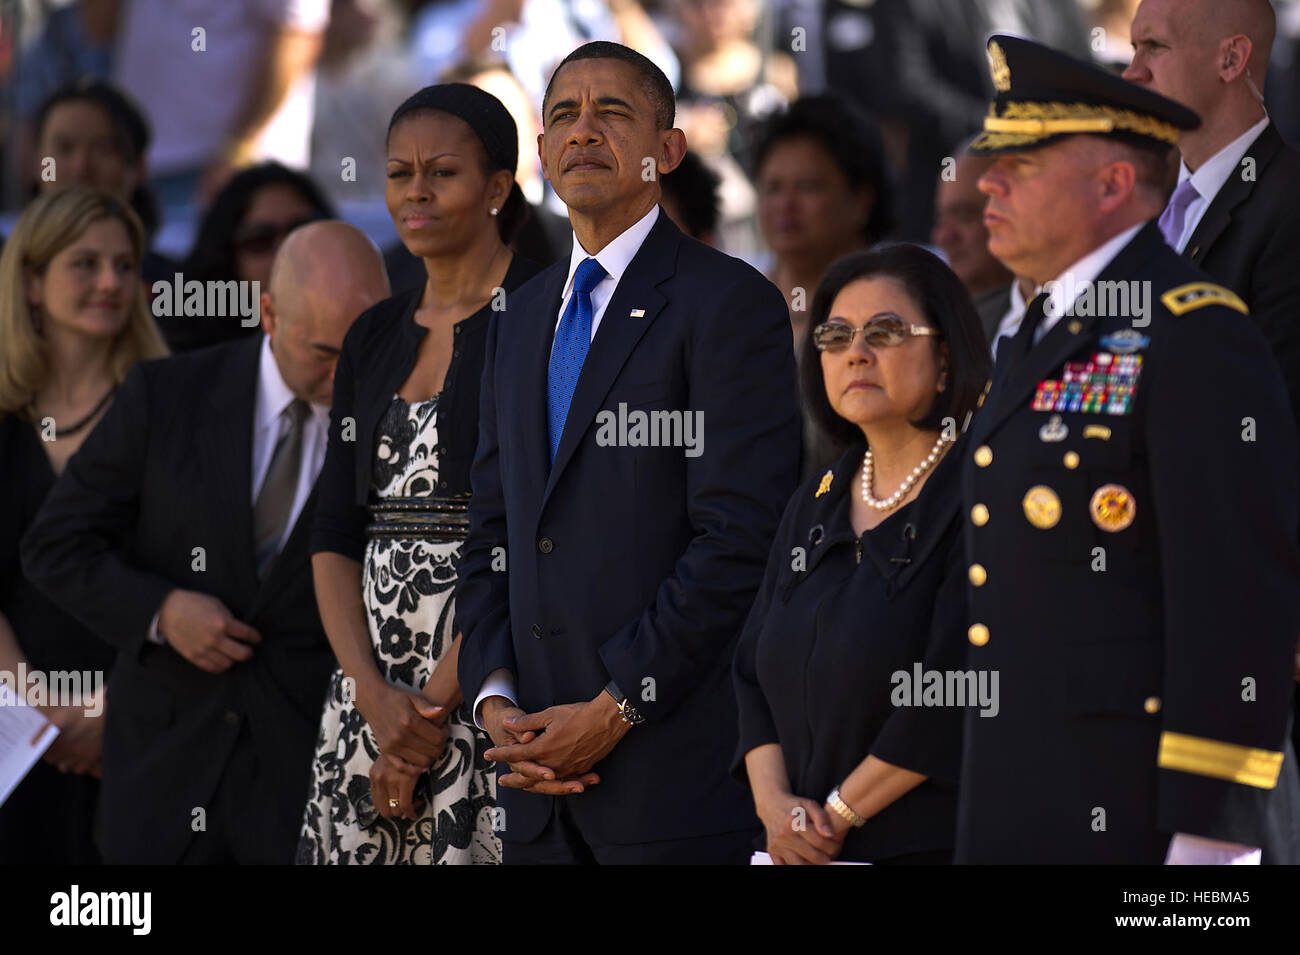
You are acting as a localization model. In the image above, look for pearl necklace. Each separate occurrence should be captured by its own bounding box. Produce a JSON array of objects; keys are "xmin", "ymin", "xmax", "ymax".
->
[{"xmin": 860, "ymin": 434, "xmax": 951, "ymax": 511}]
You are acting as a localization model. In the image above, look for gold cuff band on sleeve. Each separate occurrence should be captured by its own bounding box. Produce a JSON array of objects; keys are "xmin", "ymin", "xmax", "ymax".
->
[{"xmin": 1157, "ymin": 731, "xmax": 1284, "ymax": 789}]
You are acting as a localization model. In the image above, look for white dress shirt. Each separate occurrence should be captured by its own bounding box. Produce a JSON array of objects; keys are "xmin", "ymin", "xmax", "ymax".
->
[
  {"xmin": 473, "ymin": 204, "xmax": 662, "ymax": 728},
  {"xmin": 149, "ymin": 336, "xmax": 329, "ymax": 643},
  {"xmin": 1165, "ymin": 116, "xmax": 1271, "ymax": 254},
  {"xmin": 989, "ymin": 223, "xmax": 1143, "ymax": 356},
  {"xmin": 991, "ymin": 277, "xmax": 1029, "ymax": 357},
  {"xmin": 1035, "ymin": 223, "xmax": 1145, "ymax": 343}
]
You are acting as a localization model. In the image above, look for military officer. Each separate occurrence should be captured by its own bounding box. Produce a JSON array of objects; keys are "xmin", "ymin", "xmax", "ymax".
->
[{"xmin": 958, "ymin": 35, "xmax": 1300, "ymax": 864}]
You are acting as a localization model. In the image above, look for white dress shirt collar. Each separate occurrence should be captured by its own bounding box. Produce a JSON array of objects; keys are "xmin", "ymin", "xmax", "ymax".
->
[
  {"xmin": 1166, "ymin": 116, "xmax": 1270, "ymax": 252},
  {"xmin": 1179, "ymin": 116, "xmax": 1270, "ymax": 197},
  {"xmin": 561, "ymin": 203, "xmax": 660, "ymax": 302},
  {"xmin": 1037, "ymin": 222, "xmax": 1146, "ymax": 340},
  {"xmin": 255, "ymin": 333, "xmax": 329, "ymax": 433}
]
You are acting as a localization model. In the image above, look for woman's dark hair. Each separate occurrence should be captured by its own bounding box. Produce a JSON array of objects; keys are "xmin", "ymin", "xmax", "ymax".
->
[
  {"xmin": 660, "ymin": 150, "xmax": 721, "ymax": 240},
  {"xmin": 801, "ymin": 244, "xmax": 992, "ymax": 449},
  {"xmin": 36, "ymin": 80, "xmax": 150, "ymax": 164},
  {"xmin": 182, "ymin": 163, "xmax": 334, "ymax": 283},
  {"xmin": 387, "ymin": 84, "xmax": 529, "ymax": 245},
  {"xmin": 754, "ymin": 94, "xmax": 895, "ymax": 244},
  {"xmin": 33, "ymin": 80, "xmax": 162, "ymax": 237}
]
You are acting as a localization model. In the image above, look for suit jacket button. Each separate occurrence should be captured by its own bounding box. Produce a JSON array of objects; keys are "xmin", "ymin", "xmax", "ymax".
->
[
  {"xmin": 223, "ymin": 711, "xmax": 239, "ymax": 726},
  {"xmin": 531, "ymin": 624, "xmax": 543, "ymax": 639},
  {"xmin": 1143, "ymin": 696, "xmax": 1162, "ymax": 714},
  {"xmin": 538, "ymin": 537, "xmax": 554, "ymax": 553}
]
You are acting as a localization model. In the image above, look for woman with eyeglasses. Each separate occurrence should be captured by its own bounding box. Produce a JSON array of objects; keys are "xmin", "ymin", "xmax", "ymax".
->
[
  {"xmin": 164, "ymin": 163, "xmax": 335, "ymax": 353},
  {"xmin": 733, "ymin": 244, "xmax": 991, "ymax": 864}
]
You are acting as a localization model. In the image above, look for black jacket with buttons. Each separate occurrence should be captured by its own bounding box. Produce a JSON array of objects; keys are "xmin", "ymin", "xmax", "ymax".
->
[
  {"xmin": 733, "ymin": 434, "xmax": 971, "ymax": 862},
  {"xmin": 310, "ymin": 255, "xmax": 541, "ymax": 561},
  {"xmin": 959, "ymin": 222, "xmax": 1300, "ymax": 863}
]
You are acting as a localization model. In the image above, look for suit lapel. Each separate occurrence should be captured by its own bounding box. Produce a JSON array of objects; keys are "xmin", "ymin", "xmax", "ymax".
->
[
  {"xmin": 541, "ymin": 213, "xmax": 679, "ymax": 510},
  {"xmin": 205, "ymin": 336, "xmax": 262, "ymax": 608},
  {"xmin": 1185, "ymin": 123, "xmax": 1279, "ymax": 263},
  {"xmin": 976, "ymin": 223, "xmax": 1164, "ymax": 440}
]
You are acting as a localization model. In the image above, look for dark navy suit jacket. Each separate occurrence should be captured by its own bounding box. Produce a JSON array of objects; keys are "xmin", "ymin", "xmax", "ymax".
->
[{"xmin": 456, "ymin": 208, "xmax": 800, "ymax": 846}]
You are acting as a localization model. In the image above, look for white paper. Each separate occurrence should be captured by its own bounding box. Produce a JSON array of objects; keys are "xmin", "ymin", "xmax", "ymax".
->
[
  {"xmin": 0, "ymin": 681, "xmax": 58, "ymax": 806},
  {"xmin": 750, "ymin": 850, "xmax": 872, "ymax": 865}
]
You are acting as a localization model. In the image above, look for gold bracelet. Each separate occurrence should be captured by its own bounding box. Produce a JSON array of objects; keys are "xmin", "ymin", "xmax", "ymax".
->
[{"xmin": 826, "ymin": 787, "xmax": 867, "ymax": 827}]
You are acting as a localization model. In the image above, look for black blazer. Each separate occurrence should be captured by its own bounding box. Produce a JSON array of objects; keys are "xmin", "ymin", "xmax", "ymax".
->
[
  {"xmin": 959, "ymin": 224, "xmax": 1300, "ymax": 863},
  {"xmin": 1185, "ymin": 123, "xmax": 1300, "ymax": 435},
  {"xmin": 1181, "ymin": 122, "xmax": 1300, "ymax": 757},
  {"xmin": 311, "ymin": 255, "xmax": 542, "ymax": 562},
  {"xmin": 21, "ymin": 337, "xmax": 335, "ymax": 864},
  {"xmin": 455, "ymin": 209, "xmax": 801, "ymax": 847},
  {"xmin": 733, "ymin": 437, "xmax": 969, "ymax": 862}
]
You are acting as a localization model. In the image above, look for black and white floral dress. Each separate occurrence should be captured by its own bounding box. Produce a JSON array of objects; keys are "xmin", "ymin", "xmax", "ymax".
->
[{"xmin": 297, "ymin": 395, "xmax": 500, "ymax": 864}]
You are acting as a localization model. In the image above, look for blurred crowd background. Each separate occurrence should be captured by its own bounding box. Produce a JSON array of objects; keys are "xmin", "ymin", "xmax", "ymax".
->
[{"xmin": 4, "ymin": 0, "xmax": 1299, "ymax": 305}]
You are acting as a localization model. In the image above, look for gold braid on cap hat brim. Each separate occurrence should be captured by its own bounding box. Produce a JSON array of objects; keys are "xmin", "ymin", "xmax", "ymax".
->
[{"xmin": 972, "ymin": 101, "xmax": 1182, "ymax": 149}]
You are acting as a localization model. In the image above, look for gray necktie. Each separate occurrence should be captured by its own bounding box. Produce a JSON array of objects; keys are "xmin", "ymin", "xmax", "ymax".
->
[{"xmin": 253, "ymin": 398, "xmax": 310, "ymax": 577}]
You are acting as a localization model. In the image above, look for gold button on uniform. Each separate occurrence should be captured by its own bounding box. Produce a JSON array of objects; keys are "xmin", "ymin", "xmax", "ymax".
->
[
  {"xmin": 1064, "ymin": 451, "xmax": 1080, "ymax": 469},
  {"xmin": 971, "ymin": 504, "xmax": 989, "ymax": 526},
  {"xmin": 1144, "ymin": 696, "xmax": 1162, "ymax": 714},
  {"xmin": 969, "ymin": 564, "xmax": 987, "ymax": 587},
  {"xmin": 968, "ymin": 624, "xmax": 990, "ymax": 646},
  {"xmin": 974, "ymin": 445, "xmax": 993, "ymax": 467}
]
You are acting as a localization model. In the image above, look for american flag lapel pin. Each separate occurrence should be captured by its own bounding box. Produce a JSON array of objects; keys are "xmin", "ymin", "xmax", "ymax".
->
[{"xmin": 629, "ymin": 308, "xmax": 645, "ymax": 318}]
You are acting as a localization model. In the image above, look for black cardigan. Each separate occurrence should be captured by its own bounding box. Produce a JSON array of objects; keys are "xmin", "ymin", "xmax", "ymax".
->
[
  {"xmin": 732, "ymin": 433, "xmax": 971, "ymax": 862},
  {"xmin": 311, "ymin": 255, "xmax": 542, "ymax": 561}
]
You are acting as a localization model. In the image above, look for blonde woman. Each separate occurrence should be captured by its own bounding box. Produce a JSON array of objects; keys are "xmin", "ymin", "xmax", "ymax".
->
[{"xmin": 0, "ymin": 187, "xmax": 166, "ymax": 863}]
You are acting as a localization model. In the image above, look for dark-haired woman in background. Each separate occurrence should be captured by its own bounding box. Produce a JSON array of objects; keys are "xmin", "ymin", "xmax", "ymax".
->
[
  {"xmin": 0, "ymin": 188, "xmax": 167, "ymax": 863},
  {"xmin": 753, "ymin": 94, "xmax": 896, "ymax": 482},
  {"xmin": 31, "ymin": 80, "xmax": 177, "ymax": 288},
  {"xmin": 165, "ymin": 162, "xmax": 334, "ymax": 353},
  {"xmin": 734, "ymin": 244, "xmax": 990, "ymax": 864},
  {"xmin": 298, "ymin": 84, "xmax": 540, "ymax": 865}
]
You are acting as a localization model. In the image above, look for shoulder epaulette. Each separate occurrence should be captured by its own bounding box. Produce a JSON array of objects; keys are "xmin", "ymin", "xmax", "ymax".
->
[{"xmin": 1161, "ymin": 282, "xmax": 1249, "ymax": 317}]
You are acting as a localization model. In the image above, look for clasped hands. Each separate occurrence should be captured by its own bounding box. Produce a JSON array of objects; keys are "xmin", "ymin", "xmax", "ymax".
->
[
  {"xmin": 354, "ymin": 675, "xmax": 450, "ymax": 820},
  {"xmin": 480, "ymin": 691, "xmax": 631, "ymax": 795},
  {"xmin": 757, "ymin": 790, "xmax": 852, "ymax": 865}
]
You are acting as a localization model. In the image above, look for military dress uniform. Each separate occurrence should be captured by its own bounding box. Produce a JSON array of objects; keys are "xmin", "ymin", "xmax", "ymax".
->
[{"xmin": 955, "ymin": 36, "xmax": 1300, "ymax": 864}]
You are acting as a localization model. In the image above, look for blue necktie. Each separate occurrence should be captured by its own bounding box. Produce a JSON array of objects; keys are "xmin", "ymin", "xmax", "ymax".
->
[{"xmin": 547, "ymin": 256, "xmax": 607, "ymax": 462}]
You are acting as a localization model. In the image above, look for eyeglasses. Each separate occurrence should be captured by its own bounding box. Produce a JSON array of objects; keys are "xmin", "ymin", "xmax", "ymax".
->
[
  {"xmin": 813, "ymin": 316, "xmax": 942, "ymax": 352},
  {"xmin": 234, "ymin": 215, "xmax": 324, "ymax": 255}
]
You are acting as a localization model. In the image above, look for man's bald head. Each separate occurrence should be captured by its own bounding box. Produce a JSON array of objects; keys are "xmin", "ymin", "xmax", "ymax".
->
[
  {"xmin": 268, "ymin": 220, "xmax": 390, "ymax": 323},
  {"xmin": 262, "ymin": 220, "xmax": 392, "ymax": 405},
  {"xmin": 1124, "ymin": 0, "xmax": 1274, "ymax": 167},
  {"xmin": 1191, "ymin": 0, "xmax": 1275, "ymax": 75}
]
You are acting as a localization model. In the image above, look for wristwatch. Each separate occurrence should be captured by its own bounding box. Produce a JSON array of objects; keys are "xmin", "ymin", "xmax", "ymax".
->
[{"xmin": 604, "ymin": 679, "xmax": 645, "ymax": 726}]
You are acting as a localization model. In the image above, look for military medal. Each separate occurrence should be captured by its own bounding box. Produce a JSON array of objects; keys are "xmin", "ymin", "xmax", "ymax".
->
[
  {"xmin": 1022, "ymin": 485, "xmax": 1062, "ymax": 529},
  {"xmin": 1038, "ymin": 415, "xmax": 1068, "ymax": 442},
  {"xmin": 1090, "ymin": 484, "xmax": 1136, "ymax": 532},
  {"xmin": 1032, "ymin": 351, "xmax": 1143, "ymax": 415},
  {"xmin": 1098, "ymin": 329, "xmax": 1150, "ymax": 354}
]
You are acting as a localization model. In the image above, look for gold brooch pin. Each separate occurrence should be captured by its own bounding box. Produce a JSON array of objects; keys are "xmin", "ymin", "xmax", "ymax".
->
[{"xmin": 815, "ymin": 470, "xmax": 833, "ymax": 498}]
